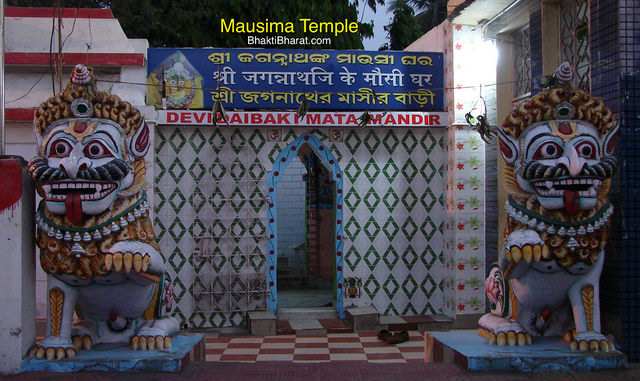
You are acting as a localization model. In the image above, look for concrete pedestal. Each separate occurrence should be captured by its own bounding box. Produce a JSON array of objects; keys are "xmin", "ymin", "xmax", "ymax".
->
[
  {"xmin": 0, "ymin": 157, "xmax": 35, "ymax": 375},
  {"xmin": 21, "ymin": 334, "xmax": 204, "ymax": 373},
  {"xmin": 425, "ymin": 330, "xmax": 628, "ymax": 372}
]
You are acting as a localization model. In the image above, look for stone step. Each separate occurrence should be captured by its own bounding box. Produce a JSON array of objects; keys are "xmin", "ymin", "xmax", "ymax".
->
[{"xmin": 276, "ymin": 307, "xmax": 338, "ymax": 321}]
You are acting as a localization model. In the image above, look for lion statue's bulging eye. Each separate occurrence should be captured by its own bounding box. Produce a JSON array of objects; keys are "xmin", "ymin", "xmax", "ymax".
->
[
  {"xmin": 575, "ymin": 141, "xmax": 597, "ymax": 159},
  {"xmin": 50, "ymin": 139, "xmax": 73, "ymax": 158},
  {"xmin": 83, "ymin": 141, "xmax": 113, "ymax": 159},
  {"xmin": 533, "ymin": 141, "xmax": 563, "ymax": 160}
]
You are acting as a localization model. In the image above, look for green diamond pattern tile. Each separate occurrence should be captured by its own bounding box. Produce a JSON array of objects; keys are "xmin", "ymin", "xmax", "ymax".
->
[
  {"xmin": 343, "ymin": 130, "xmax": 362, "ymax": 154},
  {"xmin": 211, "ymin": 255, "xmax": 228, "ymax": 273},
  {"xmin": 344, "ymin": 246, "xmax": 362, "ymax": 269},
  {"xmin": 401, "ymin": 245, "xmax": 418, "ymax": 268},
  {"xmin": 329, "ymin": 143, "xmax": 343, "ymax": 162},
  {"xmin": 420, "ymin": 161, "xmax": 437, "ymax": 182},
  {"xmin": 209, "ymin": 188, "xmax": 226, "ymax": 214},
  {"xmin": 344, "ymin": 189, "xmax": 362, "ymax": 210},
  {"xmin": 420, "ymin": 189, "xmax": 438, "ymax": 211},
  {"xmin": 363, "ymin": 245, "xmax": 381, "ymax": 271},
  {"xmin": 248, "ymin": 186, "xmax": 266, "ymax": 213},
  {"xmin": 229, "ymin": 186, "xmax": 246, "ymax": 212},
  {"xmin": 401, "ymin": 159, "xmax": 418, "ymax": 183},
  {"xmin": 382, "ymin": 129, "xmax": 400, "ymax": 155},
  {"xmin": 421, "ymin": 274, "xmax": 438, "ymax": 298},
  {"xmin": 188, "ymin": 159, "xmax": 207, "ymax": 183},
  {"xmin": 382, "ymin": 274, "xmax": 399, "ymax": 299},
  {"xmin": 208, "ymin": 128, "xmax": 227, "ymax": 154},
  {"xmin": 188, "ymin": 129, "xmax": 207, "ymax": 154},
  {"xmin": 154, "ymin": 218, "xmax": 167, "ymax": 241},
  {"xmin": 363, "ymin": 187, "xmax": 380, "ymax": 212},
  {"xmin": 168, "ymin": 160, "xmax": 187, "ymax": 184},
  {"xmin": 344, "ymin": 159, "xmax": 361, "ymax": 182},
  {"xmin": 168, "ymin": 187, "xmax": 187, "ymax": 212},
  {"xmin": 268, "ymin": 144, "xmax": 283, "ymax": 163},
  {"xmin": 363, "ymin": 276, "xmax": 381, "ymax": 299},
  {"xmin": 282, "ymin": 129, "xmax": 298, "ymax": 143},
  {"xmin": 382, "ymin": 188, "xmax": 399, "ymax": 211},
  {"xmin": 229, "ymin": 129, "xmax": 247, "ymax": 154},
  {"xmin": 230, "ymin": 273, "xmax": 247, "ymax": 291},
  {"xmin": 229, "ymin": 219, "xmax": 247, "ymax": 238},
  {"xmin": 401, "ymin": 274, "xmax": 418, "ymax": 298},
  {"xmin": 156, "ymin": 128, "xmax": 168, "ymax": 153},
  {"xmin": 249, "ymin": 254, "xmax": 266, "ymax": 272},
  {"xmin": 168, "ymin": 247, "xmax": 187, "ymax": 272},
  {"xmin": 344, "ymin": 217, "xmax": 361, "ymax": 239},
  {"xmin": 210, "ymin": 220, "xmax": 226, "ymax": 239},
  {"xmin": 248, "ymin": 159, "xmax": 265, "ymax": 180},
  {"xmin": 230, "ymin": 159, "xmax": 246, "ymax": 180},
  {"xmin": 401, "ymin": 188, "xmax": 418, "ymax": 212},
  {"xmin": 382, "ymin": 217, "xmax": 399, "ymax": 241},
  {"xmin": 168, "ymin": 217, "xmax": 187, "ymax": 244},
  {"xmin": 363, "ymin": 159, "xmax": 380, "ymax": 184},
  {"xmin": 168, "ymin": 129, "xmax": 187, "ymax": 155},
  {"xmin": 189, "ymin": 218, "xmax": 207, "ymax": 237},
  {"xmin": 382, "ymin": 159, "xmax": 399, "ymax": 183},
  {"xmin": 247, "ymin": 129, "xmax": 266, "ymax": 154},
  {"xmin": 156, "ymin": 160, "xmax": 167, "ymax": 184},
  {"xmin": 382, "ymin": 245, "xmax": 399, "ymax": 269},
  {"xmin": 401, "ymin": 216, "xmax": 418, "ymax": 241},
  {"xmin": 421, "ymin": 216, "xmax": 438, "ymax": 240},
  {"xmin": 209, "ymin": 313, "xmax": 228, "ymax": 327},
  {"xmin": 420, "ymin": 245, "xmax": 438, "ymax": 270},
  {"xmin": 363, "ymin": 217, "xmax": 381, "ymax": 241},
  {"xmin": 401, "ymin": 130, "xmax": 418, "ymax": 153},
  {"xmin": 420, "ymin": 132, "xmax": 438, "ymax": 154},
  {"xmin": 189, "ymin": 187, "xmax": 207, "ymax": 214},
  {"xmin": 210, "ymin": 158, "xmax": 227, "ymax": 182},
  {"xmin": 363, "ymin": 130, "xmax": 381, "ymax": 154}
]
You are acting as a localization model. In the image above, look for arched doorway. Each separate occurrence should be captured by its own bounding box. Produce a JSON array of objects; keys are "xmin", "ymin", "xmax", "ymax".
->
[{"xmin": 266, "ymin": 133, "xmax": 345, "ymax": 318}]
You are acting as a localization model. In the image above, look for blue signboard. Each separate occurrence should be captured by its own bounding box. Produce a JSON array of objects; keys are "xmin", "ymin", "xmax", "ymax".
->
[{"xmin": 147, "ymin": 48, "xmax": 443, "ymax": 111}]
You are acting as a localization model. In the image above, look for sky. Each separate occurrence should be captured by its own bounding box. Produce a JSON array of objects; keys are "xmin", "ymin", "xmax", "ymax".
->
[{"xmin": 358, "ymin": 1, "xmax": 392, "ymax": 51}]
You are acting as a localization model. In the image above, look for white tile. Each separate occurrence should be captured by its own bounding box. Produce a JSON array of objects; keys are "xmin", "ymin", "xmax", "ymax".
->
[{"xmin": 330, "ymin": 353, "xmax": 367, "ymax": 361}]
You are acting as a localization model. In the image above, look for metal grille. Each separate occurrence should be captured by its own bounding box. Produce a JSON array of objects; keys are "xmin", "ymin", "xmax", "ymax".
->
[
  {"xmin": 513, "ymin": 26, "xmax": 532, "ymax": 98},
  {"xmin": 559, "ymin": 0, "xmax": 590, "ymax": 91},
  {"xmin": 190, "ymin": 134, "xmax": 269, "ymax": 313}
]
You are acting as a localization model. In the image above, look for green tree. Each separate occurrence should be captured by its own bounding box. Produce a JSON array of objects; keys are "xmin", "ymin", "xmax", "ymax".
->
[
  {"xmin": 380, "ymin": 0, "xmax": 421, "ymax": 50},
  {"xmin": 7, "ymin": 0, "xmax": 382, "ymax": 49}
]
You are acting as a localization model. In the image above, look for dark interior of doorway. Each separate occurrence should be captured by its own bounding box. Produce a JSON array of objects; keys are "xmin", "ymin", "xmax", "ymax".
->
[{"xmin": 277, "ymin": 144, "xmax": 336, "ymax": 308}]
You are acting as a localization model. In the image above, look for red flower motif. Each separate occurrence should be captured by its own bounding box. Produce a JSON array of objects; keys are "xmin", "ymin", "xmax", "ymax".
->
[
  {"xmin": 455, "ymin": 25, "xmax": 462, "ymax": 31},
  {"xmin": 457, "ymin": 202, "xmax": 465, "ymax": 210},
  {"xmin": 457, "ymin": 303, "xmax": 465, "ymax": 311},
  {"xmin": 456, "ymin": 162, "xmax": 464, "ymax": 170},
  {"xmin": 457, "ymin": 283, "xmax": 465, "ymax": 291},
  {"xmin": 456, "ymin": 103, "xmax": 463, "ymax": 110},
  {"xmin": 457, "ymin": 183, "xmax": 465, "ymax": 190},
  {"xmin": 457, "ymin": 262, "xmax": 465, "ymax": 270},
  {"xmin": 456, "ymin": 143, "xmax": 464, "ymax": 150},
  {"xmin": 455, "ymin": 43, "xmax": 462, "ymax": 50},
  {"xmin": 457, "ymin": 223, "xmax": 465, "ymax": 231}
]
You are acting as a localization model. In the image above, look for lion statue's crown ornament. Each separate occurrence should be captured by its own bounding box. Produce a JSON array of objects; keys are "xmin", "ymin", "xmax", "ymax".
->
[
  {"xmin": 27, "ymin": 65, "xmax": 178, "ymax": 360},
  {"xmin": 478, "ymin": 62, "xmax": 619, "ymax": 352}
]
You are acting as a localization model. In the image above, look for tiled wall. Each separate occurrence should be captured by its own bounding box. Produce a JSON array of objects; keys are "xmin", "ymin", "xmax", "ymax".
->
[
  {"xmin": 591, "ymin": 0, "xmax": 640, "ymax": 361},
  {"xmin": 154, "ymin": 126, "xmax": 448, "ymax": 327}
]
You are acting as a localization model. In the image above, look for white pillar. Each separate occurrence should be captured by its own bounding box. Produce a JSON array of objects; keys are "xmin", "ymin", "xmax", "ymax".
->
[{"xmin": 0, "ymin": 156, "xmax": 35, "ymax": 375}]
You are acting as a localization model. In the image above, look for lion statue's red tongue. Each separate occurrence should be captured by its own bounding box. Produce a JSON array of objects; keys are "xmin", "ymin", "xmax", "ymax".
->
[
  {"xmin": 65, "ymin": 192, "xmax": 83, "ymax": 224},
  {"xmin": 564, "ymin": 189, "xmax": 580, "ymax": 215}
]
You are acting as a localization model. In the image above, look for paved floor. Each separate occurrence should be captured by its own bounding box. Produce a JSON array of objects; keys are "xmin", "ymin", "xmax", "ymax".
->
[{"xmin": 205, "ymin": 331, "xmax": 424, "ymax": 362}]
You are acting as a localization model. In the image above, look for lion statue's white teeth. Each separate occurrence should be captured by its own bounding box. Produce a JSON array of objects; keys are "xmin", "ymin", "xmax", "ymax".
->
[
  {"xmin": 27, "ymin": 65, "xmax": 177, "ymax": 360},
  {"xmin": 479, "ymin": 63, "xmax": 618, "ymax": 352}
]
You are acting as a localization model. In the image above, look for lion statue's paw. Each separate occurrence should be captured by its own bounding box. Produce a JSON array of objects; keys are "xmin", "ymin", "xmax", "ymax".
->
[
  {"xmin": 29, "ymin": 337, "xmax": 76, "ymax": 360},
  {"xmin": 131, "ymin": 335, "xmax": 172, "ymax": 350},
  {"xmin": 489, "ymin": 322, "xmax": 532, "ymax": 346},
  {"xmin": 570, "ymin": 332, "xmax": 615, "ymax": 352}
]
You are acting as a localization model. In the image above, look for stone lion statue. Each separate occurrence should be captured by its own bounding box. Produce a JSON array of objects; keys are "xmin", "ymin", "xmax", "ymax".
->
[
  {"xmin": 28, "ymin": 65, "xmax": 178, "ymax": 360},
  {"xmin": 479, "ymin": 63, "xmax": 618, "ymax": 352}
]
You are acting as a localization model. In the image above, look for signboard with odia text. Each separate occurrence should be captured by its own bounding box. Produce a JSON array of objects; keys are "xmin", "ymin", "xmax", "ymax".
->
[{"xmin": 147, "ymin": 48, "xmax": 444, "ymax": 111}]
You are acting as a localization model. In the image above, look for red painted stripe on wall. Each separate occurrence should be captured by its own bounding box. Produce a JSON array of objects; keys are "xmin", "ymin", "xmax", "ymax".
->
[
  {"xmin": 4, "ymin": 7, "xmax": 114, "ymax": 19},
  {"xmin": 6, "ymin": 52, "xmax": 144, "ymax": 67},
  {"xmin": 6, "ymin": 108, "xmax": 36, "ymax": 122}
]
